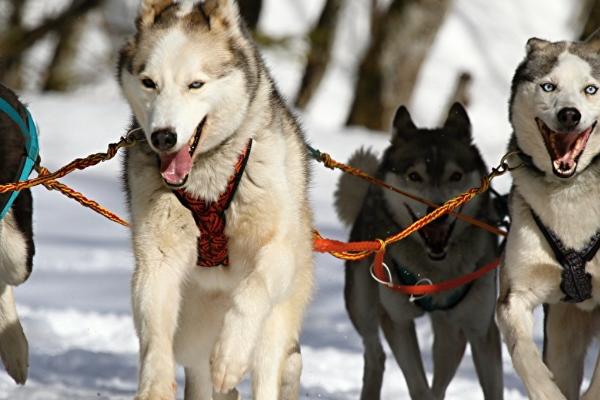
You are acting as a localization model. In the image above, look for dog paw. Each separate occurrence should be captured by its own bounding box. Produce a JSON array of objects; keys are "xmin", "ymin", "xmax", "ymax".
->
[
  {"xmin": 210, "ymin": 337, "xmax": 250, "ymax": 394},
  {"xmin": 134, "ymin": 381, "xmax": 176, "ymax": 400},
  {"xmin": 0, "ymin": 321, "xmax": 28, "ymax": 385}
]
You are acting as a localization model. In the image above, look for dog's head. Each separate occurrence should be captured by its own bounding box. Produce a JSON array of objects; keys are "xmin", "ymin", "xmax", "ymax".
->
[
  {"xmin": 510, "ymin": 36, "xmax": 600, "ymax": 179},
  {"xmin": 381, "ymin": 104, "xmax": 488, "ymax": 261},
  {"xmin": 119, "ymin": 0, "xmax": 257, "ymax": 188}
]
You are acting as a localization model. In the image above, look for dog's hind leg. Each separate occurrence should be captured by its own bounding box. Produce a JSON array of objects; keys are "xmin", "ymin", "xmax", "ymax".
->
[
  {"xmin": 184, "ymin": 365, "xmax": 215, "ymax": 400},
  {"xmin": 278, "ymin": 342, "xmax": 302, "ymax": 400},
  {"xmin": 345, "ymin": 260, "xmax": 385, "ymax": 400},
  {"xmin": 544, "ymin": 303, "xmax": 593, "ymax": 400},
  {"xmin": 213, "ymin": 391, "xmax": 240, "ymax": 400},
  {"xmin": 0, "ymin": 283, "xmax": 28, "ymax": 384},
  {"xmin": 430, "ymin": 313, "xmax": 467, "ymax": 399},
  {"xmin": 582, "ymin": 336, "xmax": 600, "ymax": 400},
  {"xmin": 251, "ymin": 300, "xmax": 303, "ymax": 400},
  {"xmin": 380, "ymin": 311, "xmax": 434, "ymax": 400}
]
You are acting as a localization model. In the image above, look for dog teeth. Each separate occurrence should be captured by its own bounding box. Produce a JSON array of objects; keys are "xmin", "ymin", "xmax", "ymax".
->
[{"xmin": 553, "ymin": 160, "xmax": 576, "ymax": 175}]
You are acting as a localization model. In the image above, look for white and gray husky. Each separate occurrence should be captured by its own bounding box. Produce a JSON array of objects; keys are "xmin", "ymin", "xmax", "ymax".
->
[
  {"xmin": 498, "ymin": 36, "xmax": 600, "ymax": 400},
  {"xmin": 118, "ymin": 1, "xmax": 313, "ymax": 399},
  {"xmin": 335, "ymin": 103, "xmax": 503, "ymax": 400}
]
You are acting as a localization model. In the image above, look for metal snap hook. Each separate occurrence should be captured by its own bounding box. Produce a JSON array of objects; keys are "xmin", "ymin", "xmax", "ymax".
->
[
  {"xmin": 500, "ymin": 151, "xmax": 525, "ymax": 172},
  {"xmin": 370, "ymin": 262, "xmax": 393, "ymax": 288},
  {"xmin": 409, "ymin": 278, "xmax": 434, "ymax": 303}
]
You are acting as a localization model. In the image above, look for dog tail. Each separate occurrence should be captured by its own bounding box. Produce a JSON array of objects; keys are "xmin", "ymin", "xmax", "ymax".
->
[{"xmin": 334, "ymin": 148, "xmax": 379, "ymax": 226}]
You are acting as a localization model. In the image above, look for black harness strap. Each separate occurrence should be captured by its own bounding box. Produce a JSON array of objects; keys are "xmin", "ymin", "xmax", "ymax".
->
[{"xmin": 531, "ymin": 211, "xmax": 599, "ymax": 303}]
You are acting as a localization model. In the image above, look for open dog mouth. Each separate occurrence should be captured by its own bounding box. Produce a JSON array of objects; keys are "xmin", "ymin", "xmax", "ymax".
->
[
  {"xmin": 536, "ymin": 118, "xmax": 596, "ymax": 179},
  {"xmin": 159, "ymin": 118, "xmax": 206, "ymax": 188},
  {"xmin": 405, "ymin": 204, "xmax": 457, "ymax": 261}
]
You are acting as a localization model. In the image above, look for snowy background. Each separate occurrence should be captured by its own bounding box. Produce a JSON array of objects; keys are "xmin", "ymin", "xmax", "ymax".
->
[{"xmin": 0, "ymin": 0, "xmax": 593, "ymax": 398}]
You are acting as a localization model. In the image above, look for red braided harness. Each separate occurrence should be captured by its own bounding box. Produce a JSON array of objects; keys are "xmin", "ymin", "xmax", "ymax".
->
[{"xmin": 174, "ymin": 140, "xmax": 253, "ymax": 268}]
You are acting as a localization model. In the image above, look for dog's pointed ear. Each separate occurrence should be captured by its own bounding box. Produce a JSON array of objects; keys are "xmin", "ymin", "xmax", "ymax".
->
[
  {"xmin": 392, "ymin": 106, "xmax": 416, "ymax": 139},
  {"xmin": 526, "ymin": 37, "xmax": 551, "ymax": 54},
  {"xmin": 198, "ymin": 0, "xmax": 240, "ymax": 30},
  {"xmin": 393, "ymin": 106, "xmax": 416, "ymax": 131},
  {"xmin": 138, "ymin": 0, "xmax": 174, "ymax": 28},
  {"xmin": 391, "ymin": 106, "xmax": 416, "ymax": 144},
  {"xmin": 444, "ymin": 103, "xmax": 472, "ymax": 142}
]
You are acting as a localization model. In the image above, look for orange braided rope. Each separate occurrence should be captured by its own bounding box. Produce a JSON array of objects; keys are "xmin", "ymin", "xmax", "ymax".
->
[
  {"xmin": 0, "ymin": 130, "xmax": 141, "ymax": 227},
  {"xmin": 0, "ymin": 130, "xmax": 520, "ymax": 296},
  {"xmin": 314, "ymin": 151, "xmax": 523, "ymax": 296},
  {"xmin": 0, "ymin": 131, "xmax": 139, "ymax": 195},
  {"xmin": 35, "ymin": 165, "xmax": 129, "ymax": 227},
  {"xmin": 315, "ymin": 150, "xmax": 507, "ymax": 237}
]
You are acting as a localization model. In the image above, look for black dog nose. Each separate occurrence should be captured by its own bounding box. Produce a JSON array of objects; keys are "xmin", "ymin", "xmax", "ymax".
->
[
  {"xmin": 427, "ymin": 206, "xmax": 449, "ymax": 224},
  {"xmin": 151, "ymin": 129, "xmax": 177, "ymax": 151},
  {"xmin": 557, "ymin": 108, "xmax": 581, "ymax": 131}
]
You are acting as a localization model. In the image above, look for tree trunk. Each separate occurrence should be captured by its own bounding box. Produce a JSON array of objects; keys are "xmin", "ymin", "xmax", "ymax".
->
[
  {"xmin": 294, "ymin": 0, "xmax": 343, "ymax": 110},
  {"xmin": 238, "ymin": 0, "xmax": 263, "ymax": 31},
  {"xmin": 43, "ymin": 12, "xmax": 88, "ymax": 92},
  {"xmin": 580, "ymin": 0, "xmax": 600, "ymax": 41},
  {"xmin": 1, "ymin": 0, "xmax": 28, "ymax": 88},
  {"xmin": 347, "ymin": 0, "xmax": 451, "ymax": 131},
  {"xmin": 9, "ymin": 0, "xmax": 26, "ymax": 27},
  {"xmin": 0, "ymin": 0, "xmax": 105, "ymax": 84}
]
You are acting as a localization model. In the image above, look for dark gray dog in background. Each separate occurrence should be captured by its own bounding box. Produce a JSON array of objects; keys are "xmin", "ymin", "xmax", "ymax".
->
[{"xmin": 335, "ymin": 103, "xmax": 502, "ymax": 400}]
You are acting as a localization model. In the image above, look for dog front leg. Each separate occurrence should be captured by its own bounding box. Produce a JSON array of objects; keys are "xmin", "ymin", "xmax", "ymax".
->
[
  {"xmin": 133, "ymin": 252, "xmax": 190, "ymax": 400},
  {"xmin": 497, "ymin": 290, "xmax": 566, "ymax": 400},
  {"xmin": 211, "ymin": 240, "xmax": 297, "ymax": 398},
  {"xmin": 131, "ymin": 197, "xmax": 196, "ymax": 400},
  {"xmin": 0, "ymin": 283, "xmax": 28, "ymax": 384},
  {"xmin": 0, "ymin": 209, "xmax": 32, "ymax": 286}
]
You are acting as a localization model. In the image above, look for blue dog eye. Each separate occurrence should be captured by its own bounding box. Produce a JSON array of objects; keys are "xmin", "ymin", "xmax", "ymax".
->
[
  {"xmin": 188, "ymin": 81, "xmax": 205, "ymax": 90},
  {"xmin": 585, "ymin": 85, "xmax": 598, "ymax": 95},
  {"xmin": 541, "ymin": 83, "xmax": 556, "ymax": 92}
]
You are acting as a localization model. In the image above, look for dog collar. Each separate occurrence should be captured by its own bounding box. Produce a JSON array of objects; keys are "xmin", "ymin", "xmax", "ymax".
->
[
  {"xmin": 531, "ymin": 210, "xmax": 598, "ymax": 303},
  {"xmin": 515, "ymin": 148, "xmax": 545, "ymax": 176},
  {"xmin": 0, "ymin": 97, "xmax": 39, "ymax": 221},
  {"xmin": 174, "ymin": 139, "xmax": 252, "ymax": 268}
]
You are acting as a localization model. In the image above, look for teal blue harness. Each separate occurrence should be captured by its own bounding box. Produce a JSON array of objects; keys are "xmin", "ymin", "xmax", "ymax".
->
[{"xmin": 0, "ymin": 98, "xmax": 39, "ymax": 220}]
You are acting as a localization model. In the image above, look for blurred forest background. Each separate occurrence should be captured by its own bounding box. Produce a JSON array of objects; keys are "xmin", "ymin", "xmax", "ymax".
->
[{"xmin": 0, "ymin": 0, "xmax": 596, "ymax": 132}]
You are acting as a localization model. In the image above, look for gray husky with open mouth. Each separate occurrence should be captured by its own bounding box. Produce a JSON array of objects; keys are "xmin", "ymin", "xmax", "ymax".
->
[
  {"xmin": 498, "ymin": 35, "xmax": 600, "ymax": 400},
  {"xmin": 336, "ymin": 104, "xmax": 503, "ymax": 400}
]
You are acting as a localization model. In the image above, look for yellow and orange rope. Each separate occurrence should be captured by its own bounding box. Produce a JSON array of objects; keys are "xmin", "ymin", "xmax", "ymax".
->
[{"xmin": 0, "ymin": 133, "xmax": 521, "ymax": 295}]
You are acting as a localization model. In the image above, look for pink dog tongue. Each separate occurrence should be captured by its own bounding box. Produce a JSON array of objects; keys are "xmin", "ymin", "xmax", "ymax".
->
[{"xmin": 160, "ymin": 147, "xmax": 192, "ymax": 185}]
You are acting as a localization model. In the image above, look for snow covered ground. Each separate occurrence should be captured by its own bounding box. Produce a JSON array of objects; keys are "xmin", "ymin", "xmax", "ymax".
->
[{"xmin": 0, "ymin": 0, "xmax": 594, "ymax": 398}]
